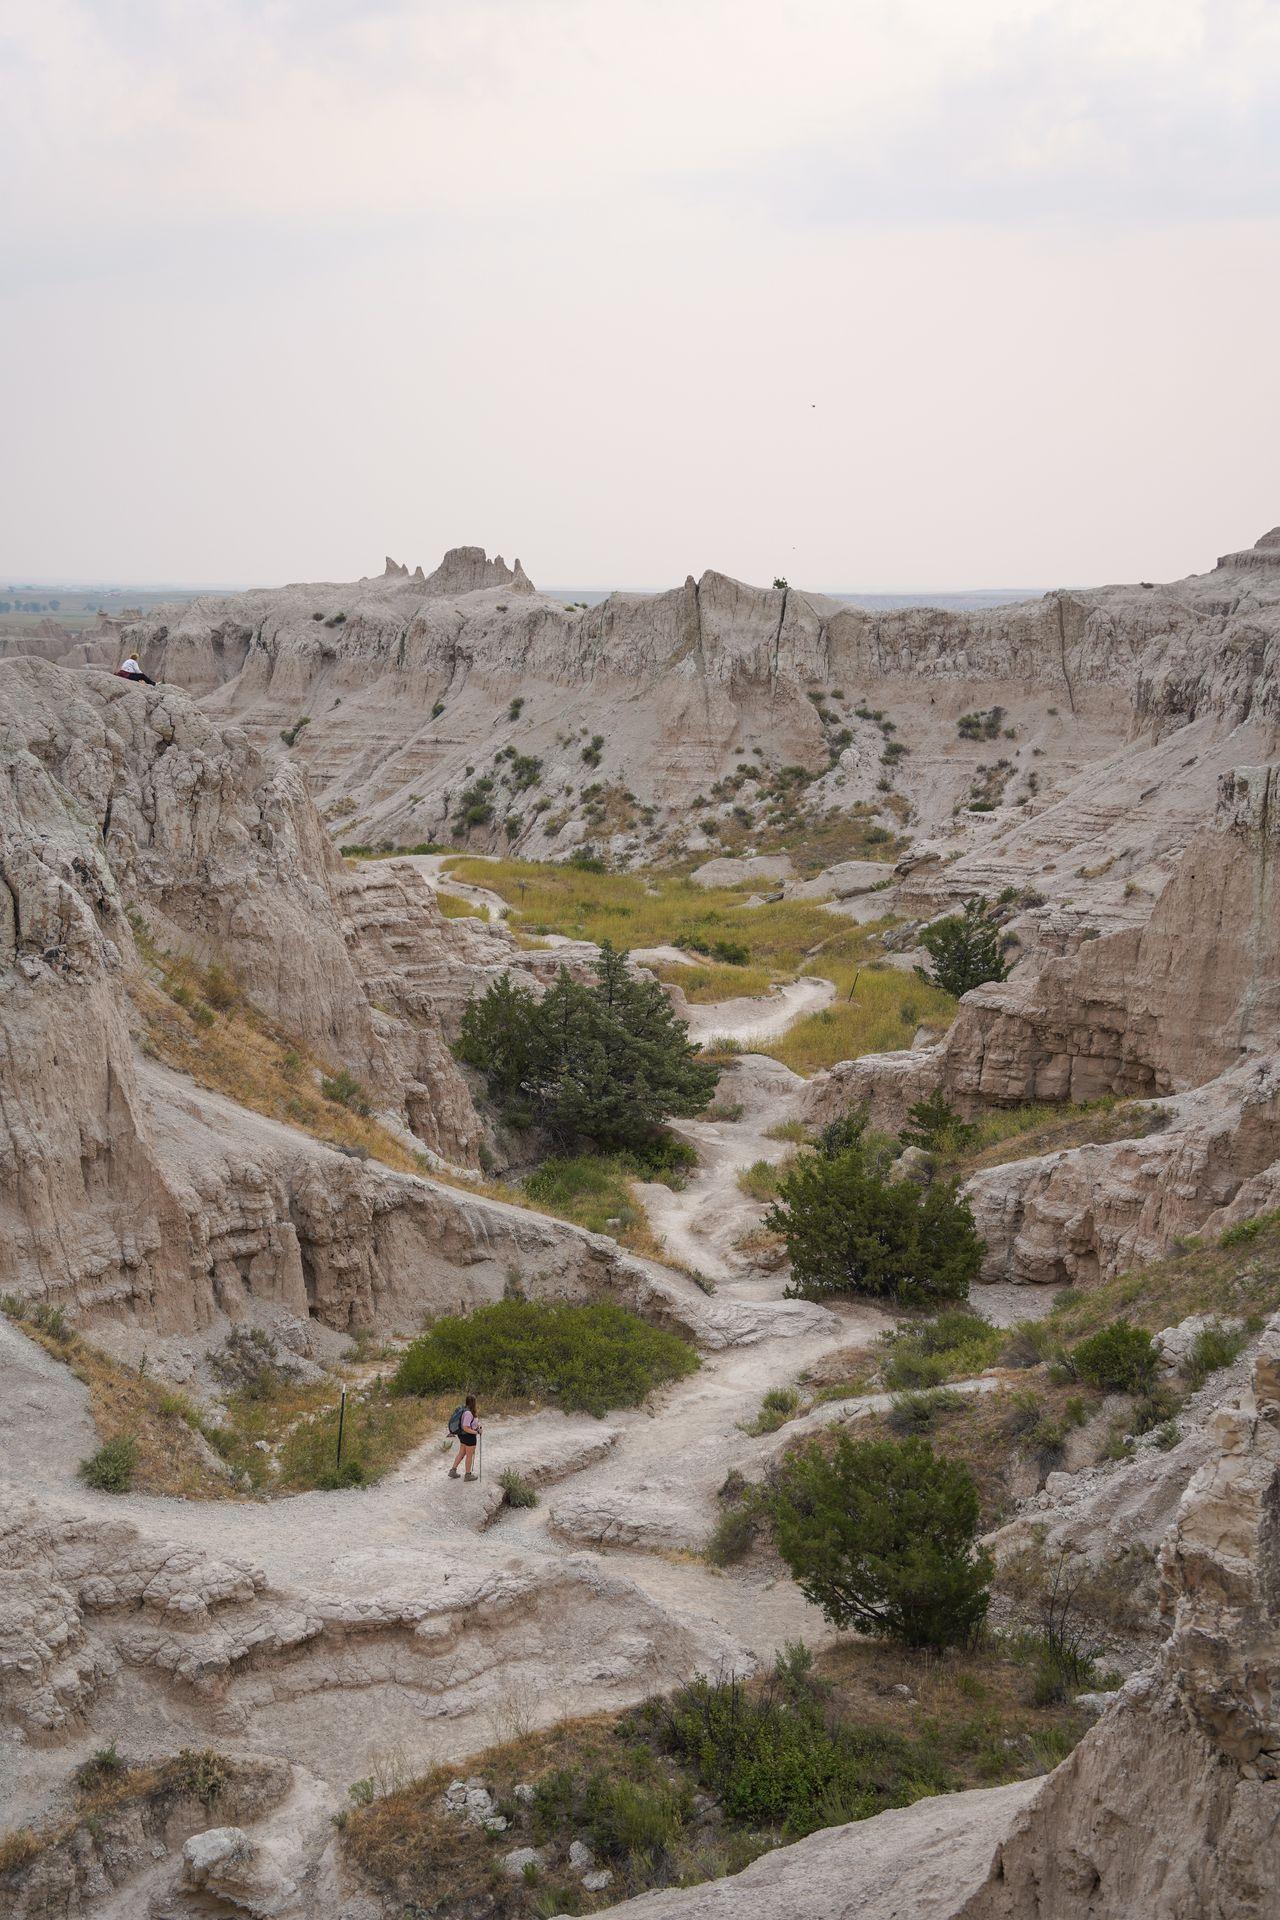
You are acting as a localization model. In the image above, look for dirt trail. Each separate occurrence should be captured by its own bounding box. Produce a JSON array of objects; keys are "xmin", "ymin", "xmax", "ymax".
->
[{"xmin": 4, "ymin": 971, "xmax": 908, "ymax": 1816}]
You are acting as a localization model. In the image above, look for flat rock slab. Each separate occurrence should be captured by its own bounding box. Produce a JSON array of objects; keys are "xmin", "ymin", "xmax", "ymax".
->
[{"xmin": 548, "ymin": 1488, "xmax": 707, "ymax": 1553}]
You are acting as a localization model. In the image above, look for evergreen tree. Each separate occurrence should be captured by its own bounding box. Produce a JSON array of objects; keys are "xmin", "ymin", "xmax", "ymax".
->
[
  {"xmin": 916, "ymin": 897, "xmax": 1009, "ymax": 999},
  {"xmin": 899, "ymin": 1090, "xmax": 977, "ymax": 1153},
  {"xmin": 767, "ymin": 1432, "xmax": 992, "ymax": 1650},
  {"xmin": 456, "ymin": 941, "xmax": 719, "ymax": 1151},
  {"xmin": 768, "ymin": 1137, "xmax": 983, "ymax": 1305}
]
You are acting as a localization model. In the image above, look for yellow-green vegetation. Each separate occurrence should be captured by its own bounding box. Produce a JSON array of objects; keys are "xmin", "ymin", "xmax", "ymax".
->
[
  {"xmin": 127, "ymin": 916, "xmax": 570, "ymax": 1221},
  {"xmin": 0, "ymin": 1300, "xmax": 434, "ymax": 1499},
  {"xmin": 521, "ymin": 1154, "xmax": 669, "ymax": 1260},
  {"xmin": 436, "ymin": 890, "xmax": 488, "ymax": 920},
  {"xmin": 762, "ymin": 938, "xmax": 956, "ymax": 1076},
  {"xmin": 0, "ymin": 1297, "xmax": 239, "ymax": 1499},
  {"xmin": 342, "ymin": 1640, "xmax": 1085, "ymax": 1917},
  {"xmin": 737, "ymin": 1157, "xmax": 790, "ymax": 1201},
  {"xmin": 443, "ymin": 858, "xmax": 951, "ymax": 1071},
  {"xmin": 949, "ymin": 1096, "xmax": 1167, "ymax": 1178},
  {"xmin": 128, "ymin": 927, "xmax": 426, "ymax": 1176}
]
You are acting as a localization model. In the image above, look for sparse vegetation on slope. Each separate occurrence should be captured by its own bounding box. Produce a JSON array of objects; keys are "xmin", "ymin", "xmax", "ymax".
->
[
  {"xmin": 342, "ymin": 1639, "xmax": 1088, "ymax": 1915},
  {"xmin": 129, "ymin": 928, "xmax": 425, "ymax": 1174}
]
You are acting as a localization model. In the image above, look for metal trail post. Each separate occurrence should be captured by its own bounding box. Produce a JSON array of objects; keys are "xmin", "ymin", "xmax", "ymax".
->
[{"xmin": 336, "ymin": 1388, "xmax": 347, "ymax": 1471}]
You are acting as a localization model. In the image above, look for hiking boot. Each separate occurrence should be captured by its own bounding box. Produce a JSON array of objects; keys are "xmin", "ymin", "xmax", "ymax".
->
[{"xmin": 448, "ymin": 1468, "xmax": 459, "ymax": 1479}]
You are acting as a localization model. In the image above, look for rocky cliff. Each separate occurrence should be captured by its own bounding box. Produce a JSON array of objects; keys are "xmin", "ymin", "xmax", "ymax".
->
[{"xmin": 29, "ymin": 531, "xmax": 1264, "ymax": 884}]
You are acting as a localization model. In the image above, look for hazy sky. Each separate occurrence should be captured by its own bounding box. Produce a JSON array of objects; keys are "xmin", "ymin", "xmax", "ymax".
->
[{"xmin": 3, "ymin": 1, "xmax": 1278, "ymax": 591}]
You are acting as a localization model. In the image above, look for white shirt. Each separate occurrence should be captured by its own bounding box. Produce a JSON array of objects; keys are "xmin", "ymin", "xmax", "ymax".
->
[{"xmin": 121, "ymin": 657, "xmax": 142, "ymax": 674}]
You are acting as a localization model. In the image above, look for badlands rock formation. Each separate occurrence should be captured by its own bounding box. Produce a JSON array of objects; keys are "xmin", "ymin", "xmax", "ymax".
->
[
  {"xmin": 8, "ymin": 528, "xmax": 1260, "ymax": 906},
  {"xmin": 5, "ymin": 527, "xmax": 1280, "ymax": 1918}
]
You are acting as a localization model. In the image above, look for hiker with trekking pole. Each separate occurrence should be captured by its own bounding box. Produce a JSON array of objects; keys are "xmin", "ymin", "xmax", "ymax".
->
[{"xmin": 447, "ymin": 1395, "xmax": 482, "ymax": 1482}]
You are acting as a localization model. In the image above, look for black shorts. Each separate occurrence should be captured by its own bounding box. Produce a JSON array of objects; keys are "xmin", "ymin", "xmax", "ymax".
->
[{"xmin": 459, "ymin": 1431, "xmax": 477, "ymax": 1448}]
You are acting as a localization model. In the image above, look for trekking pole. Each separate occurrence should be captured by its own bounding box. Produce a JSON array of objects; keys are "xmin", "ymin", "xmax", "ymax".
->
[
  {"xmin": 336, "ymin": 1388, "xmax": 347, "ymax": 1471},
  {"xmin": 478, "ymin": 1432, "xmax": 483, "ymax": 1483}
]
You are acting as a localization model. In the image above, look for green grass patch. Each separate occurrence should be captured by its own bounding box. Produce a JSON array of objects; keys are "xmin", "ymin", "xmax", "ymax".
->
[
  {"xmin": 879, "ymin": 1311, "xmax": 1005, "ymax": 1390},
  {"xmin": 393, "ymin": 1299, "xmax": 699, "ymax": 1418}
]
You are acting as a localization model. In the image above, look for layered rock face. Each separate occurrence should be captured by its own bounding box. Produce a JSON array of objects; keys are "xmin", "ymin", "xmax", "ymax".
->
[
  {"xmin": 0, "ymin": 658, "xmax": 592, "ymax": 1326},
  {"xmin": 35, "ymin": 530, "xmax": 1267, "ymax": 880},
  {"xmin": 803, "ymin": 758, "xmax": 1280, "ymax": 1287}
]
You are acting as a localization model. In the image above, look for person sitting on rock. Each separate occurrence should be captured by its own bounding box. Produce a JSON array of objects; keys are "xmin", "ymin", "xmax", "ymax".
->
[
  {"xmin": 448, "ymin": 1395, "xmax": 482, "ymax": 1481},
  {"xmin": 115, "ymin": 654, "xmax": 156, "ymax": 685}
]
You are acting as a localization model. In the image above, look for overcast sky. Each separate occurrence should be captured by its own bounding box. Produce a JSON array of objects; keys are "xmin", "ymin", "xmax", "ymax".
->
[{"xmin": 2, "ymin": 0, "xmax": 1278, "ymax": 591}]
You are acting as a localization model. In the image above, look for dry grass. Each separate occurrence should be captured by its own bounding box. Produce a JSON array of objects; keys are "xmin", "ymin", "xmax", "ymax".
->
[
  {"xmin": 129, "ymin": 940, "xmax": 425, "ymax": 1176},
  {"xmin": 0, "ymin": 1305, "xmax": 239, "ymax": 1499},
  {"xmin": 0, "ymin": 1749, "xmax": 232, "ymax": 1889},
  {"xmin": 950, "ymin": 1097, "xmax": 1165, "ymax": 1178},
  {"xmin": 1047, "ymin": 1214, "xmax": 1280, "ymax": 1342}
]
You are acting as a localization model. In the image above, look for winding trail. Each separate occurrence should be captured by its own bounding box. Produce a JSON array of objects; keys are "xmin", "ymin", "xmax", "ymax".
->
[{"xmin": 3, "ymin": 962, "xmax": 916, "ymax": 1828}]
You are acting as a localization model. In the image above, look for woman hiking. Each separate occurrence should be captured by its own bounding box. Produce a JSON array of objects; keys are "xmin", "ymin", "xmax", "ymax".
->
[{"xmin": 448, "ymin": 1396, "xmax": 482, "ymax": 1481}]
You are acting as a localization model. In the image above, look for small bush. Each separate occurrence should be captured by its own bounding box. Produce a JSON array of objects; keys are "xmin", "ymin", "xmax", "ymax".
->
[
  {"xmin": 743, "ymin": 1385, "xmax": 800, "ymax": 1434},
  {"xmin": 644, "ymin": 1670, "xmax": 949, "ymax": 1837},
  {"xmin": 1072, "ymin": 1320, "xmax": 1158, "ymax": 1394},
  {"xmin": 79, "ymin": 1434, "xmax": 137, "ymax": 1493},
  {"xmin": 585, "ymin": 1773, "xmax": 688, "ymax": 1861},
  {"xmin": 322, "ymin": 1069, "xmax": 373, "ymax": 1116},
  {"xmin": 738, "ymin": 1158, "xmax": 784, "ymax": 1202},
  {"xmin": 1182, "ymin": 1320, "xmax": 1247, "ymax": 1391},
  {"xmin": 393, "ymin": 1299, "xmax": 698, "ymax": 1417},
  {"xmin": 767, "ymin": 1433, "xmax": 991, "ymax": 1649},
  {"xmin": 74, "ymin": 1741, "xmax": 124, "ymax": 1790},
  {"xmin": 886, "ymin": 1387, "xmax": 967, "ymax": 1433},
  {"xmin": 499, "ymin": 1468, "xmax": 539, "ymax": 1509},
  {"xmin": 1218, "ymin": 1208, "xmax": 1280, "ymax": 1248},
  {"xmin": 879, "ymin": 1311, "xmax": 1003, "ymax": 1389},
  {"xmin": 916, "ymin": 897, "xmax": 1009, "ymax": 999}
]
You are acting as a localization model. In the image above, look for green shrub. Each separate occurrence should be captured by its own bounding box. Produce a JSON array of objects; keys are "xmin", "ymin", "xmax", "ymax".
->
[
  {"xmin": 321, "ymin": 1069, "xmax": 372, "ymax": 1116},
  {"xmin": 1218, "ymin": 1208, "xmax": 1280, "ymax": 1248},
  {"xmin": 879, "ymin": 1310, "xmax": 1003, "ymax": 1388},
  {"xmin": 1183, "ymin": 1320, "xmax": 1247, "ymax": 1391},
  {"xmin": 766, "ymin": 1433, "xmax": 991, "ymax": 1649},
  {"xmin": 643, "ymin": 1671, "xmax": 950, "ymax": 1837},
  {"xmin": 886, "ymin": 1387, "xmax": 967, "ymax": 1433},
  {"xmin": 1072, "ymin": 1320, "xmax": 1158, "ymax": 1393},
  {"xmin": 916, "ymin": 898, "xmax": 1009, "ymax": 999},
  {"xmin": 584, "ymin": 1773, "xmax": 688, "ymax": 1860},
  {"xmin": 771, "ymin": 1141, "xmax": 983, "ymax": 1307},
  {"xmin": 705, "ymin": 1499, "xmax": 760, "ymax": 1566},
  {"xmin": 499, "ymin": 1468, "xmax": 539, "ymax": 1508},
  {"xmin": 393, "ymin": 1299, "xmax": 698, "ymax": 1417},
  {"xmin": 78, "ymin": 1435, "xmax": 137, "ymax": 1493},
  {"xmin": 456, "ymin": 943, "xmax": 718, "ymax": 1152},
  {"xmin": 743, "ymin": 1385, "xmax": 800, "ymax": 1434},
  {"xmin": 899, "ymin": 1091, "xmax": 977, "ymax": 1153}
]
